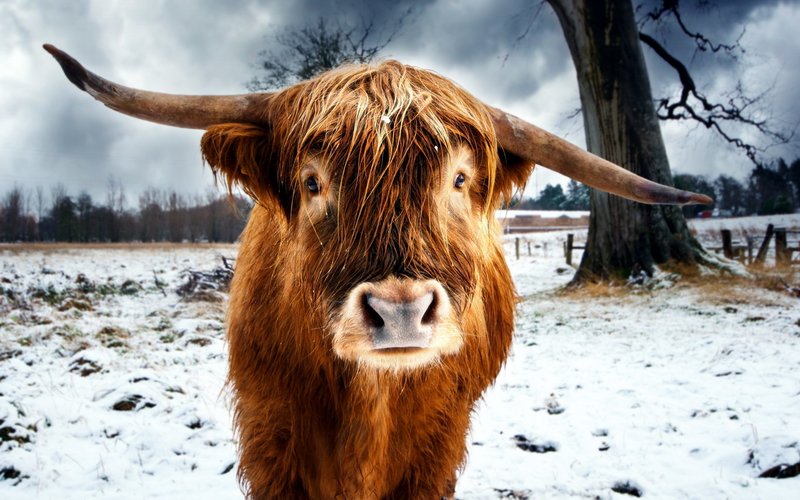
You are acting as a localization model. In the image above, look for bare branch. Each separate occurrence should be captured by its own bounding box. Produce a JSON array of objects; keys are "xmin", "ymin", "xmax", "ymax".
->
[
  {"xmin": 501, "ymin": 1, "xmax": 548, "ymax": 66},
  {"xmin": 638, "ymin": 0, "xmax": 745, "ymax": 58},
  {"xmin": 639, "ymin": 31, "xmax": 794, "ymax": 165}
]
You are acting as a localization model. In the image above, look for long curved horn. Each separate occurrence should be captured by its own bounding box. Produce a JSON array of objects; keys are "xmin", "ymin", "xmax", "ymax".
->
[
  {"xmin": 489, "ymin": 107, "xmax": 713, "ymax": 206},
  {"xmin": 43, "ymin": 44, "xmax": 271, "ymax": 129}
]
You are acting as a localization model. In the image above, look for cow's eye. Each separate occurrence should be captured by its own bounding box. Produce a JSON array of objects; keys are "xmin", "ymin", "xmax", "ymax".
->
[
  {"xmin": 453, "ymin": 172, "xmax": 466, "ymax": 189},
  {"xmin": 305, "ymin": 176, "xmax": 320, "ymax": 194}
]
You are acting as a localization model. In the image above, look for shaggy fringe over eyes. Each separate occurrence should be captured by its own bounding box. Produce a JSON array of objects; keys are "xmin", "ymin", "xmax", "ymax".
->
[
  {"xmin": 260, "ymin": 61, "xmax": 507, "ymax": 301},
  {"xmin": 200, "ymin": 61, "xmax": 529, "ymax": 215},
  {"xmin": 268, "ymin": 60, "xmax": 506, "ymax": 209}
]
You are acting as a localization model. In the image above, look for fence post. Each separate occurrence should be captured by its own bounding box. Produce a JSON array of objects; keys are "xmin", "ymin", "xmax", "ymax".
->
[
  {"xmin": 755, "ymin": 224, "xmax": 775, "ymax": 265},
  {"xmin": 566, "ymin": 233, "xmax": 574, "ymax": 266},
  {"xmin": 747, "ymin": 237, "xmax": 754, "ymax": 265},
  {"xmin": 721, "ymin": 229, "xmax": 733, "ymax": 259},
  {"xmin": 527, "ymin": 241, "xmax": 531, "ymax": 256},
  {"xmin": 515, "ymin": 237, "xmax": 520, "ymax": 260},
  {"xmin": 775, "ymin": 228, "xmax": 788, "ymax": 266}
]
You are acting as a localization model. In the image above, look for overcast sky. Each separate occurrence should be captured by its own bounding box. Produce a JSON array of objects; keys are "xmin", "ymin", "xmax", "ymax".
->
[{"xmin": 1, "ymin": 0, "xmax": 798, "ymax": 208}]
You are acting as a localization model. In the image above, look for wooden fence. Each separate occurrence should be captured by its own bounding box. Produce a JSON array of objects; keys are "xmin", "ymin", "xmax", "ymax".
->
[
  {"xmin": 716, "ymin": 224, "xmax": 799, "ymax": 266},
  {"xmin": 558, "ymin": 224, "xmax": 799, "ymax": 266},
  {"xmin": 511, "ymin": 237, "xmax": 554, "ymax": 260}
]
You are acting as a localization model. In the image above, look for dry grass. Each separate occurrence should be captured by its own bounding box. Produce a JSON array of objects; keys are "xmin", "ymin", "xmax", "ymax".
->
[
  {"xmin": 678, "ymin": 277, "xmax": 788, "ymax": 307},
  {"xmin": 557, "ymin": 260, "xmax": 799, "ymax": 308},
  {"xmin": 556, "ymin": 280, "xmax": 631, "ymax": 300},
  {"xmin": 0, "ymin": 242, "xmax": 239, "ymax": 255}
]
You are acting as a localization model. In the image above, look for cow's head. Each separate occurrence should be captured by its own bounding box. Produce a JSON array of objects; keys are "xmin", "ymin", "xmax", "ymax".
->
[{"xmin": 44, "ymin": 45, "xmax": 711, "ymax": 371}]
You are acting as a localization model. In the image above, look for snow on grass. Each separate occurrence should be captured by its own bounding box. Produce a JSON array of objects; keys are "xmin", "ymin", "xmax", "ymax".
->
[
  {"xmin": 0, "ymin": 245, "xmax": 239, "ymax": 498},
  {"xmin": 460, "ymin": 273, "xmax": 800, "ymax": 498},
  {"xmin": 1, "ymin": 237, "xmax": 798, "ymax": 499}
]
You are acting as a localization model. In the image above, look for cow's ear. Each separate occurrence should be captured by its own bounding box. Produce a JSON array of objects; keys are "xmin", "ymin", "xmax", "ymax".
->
[
  {"xmin": 201, "ymin": 123, "xmax": 279, "ymax": 204},
  {"xmin": 495, "ymin": 148, "xmax": 535, "ymax": 202}
]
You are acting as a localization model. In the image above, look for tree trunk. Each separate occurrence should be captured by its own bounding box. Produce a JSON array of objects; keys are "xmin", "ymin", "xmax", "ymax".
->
[{"xmin": 547, "ymin": 0, "xmax": 706, "ymax": 281}]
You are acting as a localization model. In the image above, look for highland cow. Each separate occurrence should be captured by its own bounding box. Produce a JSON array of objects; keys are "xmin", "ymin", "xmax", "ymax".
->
[{"xmin": 44, "ymin": 44, "xmax": 709, "ymax": 499}]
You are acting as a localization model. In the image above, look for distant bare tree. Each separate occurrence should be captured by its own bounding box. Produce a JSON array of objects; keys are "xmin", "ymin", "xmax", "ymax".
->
[
  {"xmin": 248, "ymin": 13, "xmax": 411, "ymax": 91},
  {"xmin": 50, "ymin": 183, "xmax": 66, "ymax": 208},
  {"xmin": 1, "ymin": 186, "xmax": 24, "ymax": 241},
  {"xmin": 204, "ymin": 187, "xmax": 222, "ymax": 242},
  {"xmin": 35, "ymin": 185, "xmax": 46, "ymax": 223},
  {"xmin": 76, "ymin": 191, "xmax": 93, "ymax": 242},
  {"xmin": 187, "ymin": 193, "xmax": 206, "ymax": 242},
  {"xmin": 49, "ymin": 184, "xmax": 77, "ymax": 242},
  {"xmin": 105, "ymin": 176, "xmax": 126, "ymax": 213},
  {"xmin": 139, "ymin": 187, "xmax": 166, "ymax": 242},
  {"xmin": 166, "ymin": 190, "xmax": 188, "ymax": 242},
  {"xmin": 714, "ymin": 174, "xmax": 745, "ymax": 215}
]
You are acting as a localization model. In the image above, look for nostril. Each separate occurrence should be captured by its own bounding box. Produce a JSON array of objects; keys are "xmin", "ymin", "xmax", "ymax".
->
[
  {"xmin": 420, "ymin": 292, "xmax": 438, "ymax": 325},
  {"xmin": 361, "ymin": 293, "xmax": 385, "ymax": 328}
]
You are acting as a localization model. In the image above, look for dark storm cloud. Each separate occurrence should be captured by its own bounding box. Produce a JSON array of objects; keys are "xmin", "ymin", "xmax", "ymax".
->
[
  {"xmin": 1, "ymin": 0, "xmax": 797, "ymax": 206},
  {"xmin": 1, "ymin": 0, "xmax": 274, "ymax": 202},
  {"xmin": 634, "ymin": 0, "xmax": 793, "ymax": 99},
  {"xmin": 389, "ymin": 0, "xmax": 572, "ymax": 100}
]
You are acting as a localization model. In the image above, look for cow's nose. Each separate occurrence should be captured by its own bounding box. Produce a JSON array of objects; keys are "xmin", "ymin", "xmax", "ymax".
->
[
  {"xmin": 332, "ymin": 278, "xmax": 460, "ymax": 368},
  {"xmin": 355, "ymin": 280, "xmax": 447, "ymax": 350}
]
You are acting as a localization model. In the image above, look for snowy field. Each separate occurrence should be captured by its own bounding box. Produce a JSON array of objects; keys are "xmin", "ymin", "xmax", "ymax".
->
[{"xmin": 1, "ymin": 219, "xmax": 799, "ymax": 499}]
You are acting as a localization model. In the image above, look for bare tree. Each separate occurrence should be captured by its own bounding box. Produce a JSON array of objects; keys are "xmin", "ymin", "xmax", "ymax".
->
[
  {"xmin": 204, "ymin": 187, "xmax": 222, "ymax": 242},
  {"xmin": 166, "ymin": 190, "xmax": 188, "ymax": 242},
  {"xmin": 248, "ymin": 13, "xmax": 410, "ymax": 91},
  {"xmin": 35, "ymin": 186, "xmax": 46, "ymax": 223},
  {"xmin": 106, "ymin": 175, "xmax": 126, "ymax": 214},
  {"xmin": 76, "ymin": 191, "xmax": 93, "ymax": 242},
  {"xmin": 714, "ymin": 174, "xmax": 745, "ymax": 215},
  {"xmin": 49, "ymin": 184, "xmax": 77, "ymax": 242},
  {"xmin": 1, "ymin": 186, "xmax": 24, "ymax": 242},
  {"xmin": 139, "ymin": 186, "xmax": 166, "ymax": 242},
  {"xmin": 547, "ymin": 0, "xmax": 711, "ymax": 281},
  {"xmin": 543, "ymin": 0, "xmax": 792, "ymax": 281},
  {"xmin": 186, "ymin": 193, "xmax": 206, "ymax": 242}
]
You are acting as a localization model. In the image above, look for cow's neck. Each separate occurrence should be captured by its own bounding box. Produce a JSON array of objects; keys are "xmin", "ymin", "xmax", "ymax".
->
[{"xmin": 332, "ymin": 368, "xmax": 415, "ymax": 496}]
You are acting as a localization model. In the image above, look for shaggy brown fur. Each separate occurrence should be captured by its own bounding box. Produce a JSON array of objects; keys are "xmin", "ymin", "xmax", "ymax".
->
[{"xmin": 201, "ymin": 61, "xmax": 531, "ymax": 498}]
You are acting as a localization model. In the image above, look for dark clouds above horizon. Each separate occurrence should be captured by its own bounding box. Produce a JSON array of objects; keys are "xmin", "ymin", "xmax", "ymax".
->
[{"xmin": 1, "ymin": 0, "xmax": 798, "ymax": 206}]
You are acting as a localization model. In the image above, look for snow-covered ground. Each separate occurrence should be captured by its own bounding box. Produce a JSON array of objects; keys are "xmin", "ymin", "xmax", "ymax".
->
[
  {"xmin": 0, "ymin": 245, "xmax": 238, "ymax": 498},
  {"xmin": 1, "ymin": 227, "xmax": 798, "ymax": 498}
]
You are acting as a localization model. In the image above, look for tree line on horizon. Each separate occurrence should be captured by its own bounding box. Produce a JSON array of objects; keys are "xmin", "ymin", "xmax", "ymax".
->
[
  {"xmin": 0, "ymin": 182, "xmax": 252, "ymax": 244},
  {"xmin": 2, "ymin": 157, "xmax": 798, "ymax": 243},
  {"xmin": 516, "ymin": 158, "xmax": 800, "ymax": 217}
]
